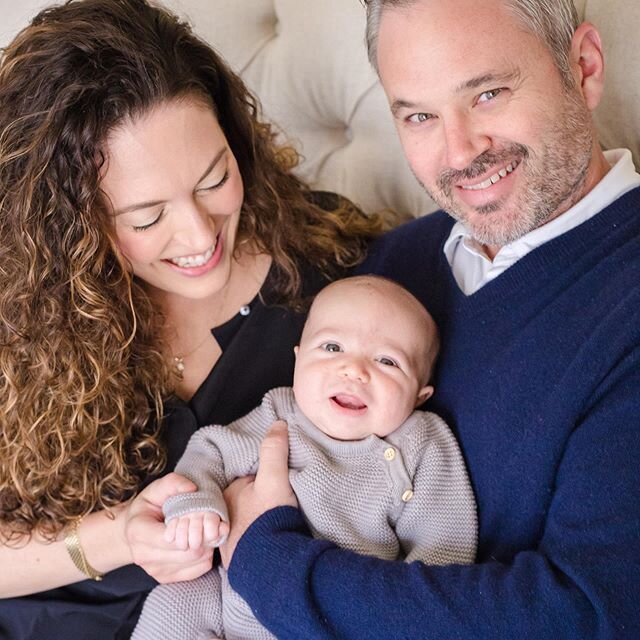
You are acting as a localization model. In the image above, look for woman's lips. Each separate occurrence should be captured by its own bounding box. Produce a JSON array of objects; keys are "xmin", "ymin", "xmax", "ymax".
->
[{"xmin": 163, "ymin": 234, "xmax": 223, "ymax": 277}]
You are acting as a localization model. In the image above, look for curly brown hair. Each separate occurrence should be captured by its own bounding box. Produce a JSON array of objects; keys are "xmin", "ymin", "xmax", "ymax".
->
[{"xmin": 0, "ymin": 0, "xmax": 386, "ymax": 541}]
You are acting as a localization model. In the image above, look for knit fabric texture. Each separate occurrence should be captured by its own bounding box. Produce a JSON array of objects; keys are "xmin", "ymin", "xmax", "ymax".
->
[{"xmin": 132, "ymin": 387, "xmax": 477, "ymax": 639}]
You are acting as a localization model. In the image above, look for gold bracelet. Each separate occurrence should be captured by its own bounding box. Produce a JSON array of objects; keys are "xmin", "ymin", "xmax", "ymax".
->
[{"xmin": 64, "ymin": 517, "xmax": 104, "ymax": 582}]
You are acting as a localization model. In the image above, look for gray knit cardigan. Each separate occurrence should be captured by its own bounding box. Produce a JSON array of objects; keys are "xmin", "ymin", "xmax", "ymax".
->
[{"xmin": 132, "ymin": 387, "xmax": 477, "ymax": 640}]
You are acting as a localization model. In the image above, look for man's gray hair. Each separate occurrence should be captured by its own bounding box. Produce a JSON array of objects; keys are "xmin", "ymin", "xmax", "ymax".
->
[{"xmin": 364, "ymin": 0, "xmax": 580, "ymax": 87}]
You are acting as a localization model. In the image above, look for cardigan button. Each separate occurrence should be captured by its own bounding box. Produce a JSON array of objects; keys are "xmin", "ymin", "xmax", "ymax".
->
[
  {"xmin": 402, "ymin": 489, "xmax": 414, "ymax": 502},
  {"xmin": 383, "ymin": 447, "xmax": 396, "ymax": 461}
]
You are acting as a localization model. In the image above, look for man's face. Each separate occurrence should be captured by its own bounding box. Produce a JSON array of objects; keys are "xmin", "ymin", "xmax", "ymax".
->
[{"xmin": 377, "ymin": 0, "xmax": 598, "ymax": 255}]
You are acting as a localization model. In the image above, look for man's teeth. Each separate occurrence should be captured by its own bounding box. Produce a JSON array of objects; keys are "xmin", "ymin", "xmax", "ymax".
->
[
  {"xmin": 169, "ymin": 244, "xmax": 215, "ymax": 268},
  {"xmin": 462, "ymin": 162, "xmax": 517, "ymax": 191}
]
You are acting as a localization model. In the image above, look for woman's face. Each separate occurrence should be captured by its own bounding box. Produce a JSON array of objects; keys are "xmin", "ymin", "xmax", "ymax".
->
[{"xmin": 102, "ymin": 98, "xmax": 244, "ymax": 302}]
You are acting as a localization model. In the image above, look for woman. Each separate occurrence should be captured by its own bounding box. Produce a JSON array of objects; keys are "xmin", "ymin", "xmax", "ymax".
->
[{"xmin": 0, "ymin": 0, "xmax": 384, "ymax": 637}]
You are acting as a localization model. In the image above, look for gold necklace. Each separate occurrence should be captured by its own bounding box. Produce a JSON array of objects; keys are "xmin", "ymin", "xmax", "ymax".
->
[
  {"xmin": 172, "ymin": 333, "xmax": 214, "ymax": 380},
  {"xmin": 171, "ymin": 304, "xmax": 252, "ymax": 380},
  {"xmin": 170, "ymin": 277, "xmax": 233, "ymax": 381},
  {"xmin": 170, "ymin": 253, "xmax": 266, "ymax": 380}
]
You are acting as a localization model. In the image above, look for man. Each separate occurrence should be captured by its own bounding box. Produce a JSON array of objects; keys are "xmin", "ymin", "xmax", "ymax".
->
[{"xmin": 220, "ymin": 1, "xmax": 640, "ymax": 637}]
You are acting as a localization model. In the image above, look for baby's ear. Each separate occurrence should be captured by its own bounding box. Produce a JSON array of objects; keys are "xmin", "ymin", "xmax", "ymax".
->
[
  {"xmin": 293, "ymin": 345, "xmax": 299, "ymax": 358},
  {"xmin": 415, "ymin": 385, "xmax": 434, "ymax": 408}
]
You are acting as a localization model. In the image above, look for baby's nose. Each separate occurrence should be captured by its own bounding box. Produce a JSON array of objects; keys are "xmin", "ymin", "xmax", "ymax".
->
[{"xmin": 340, "ymin": 358, "xmax": 370, "ymax": 383}]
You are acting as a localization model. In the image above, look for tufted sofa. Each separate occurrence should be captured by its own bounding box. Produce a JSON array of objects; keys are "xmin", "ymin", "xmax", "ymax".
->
[{"xmin": 2, "ymin": 0, "xmax": 639, "ymax": 217}]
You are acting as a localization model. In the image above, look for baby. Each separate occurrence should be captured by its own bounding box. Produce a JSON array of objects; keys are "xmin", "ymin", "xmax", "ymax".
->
[{"xmin": 133, "ymin": 275, "xmax": 477, "ymax": 640}]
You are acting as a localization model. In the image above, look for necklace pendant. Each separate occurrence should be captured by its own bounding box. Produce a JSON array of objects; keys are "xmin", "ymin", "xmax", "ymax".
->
[{"xmin": 173, "ymin": 356, "xmax": 185, "ymax": 380}]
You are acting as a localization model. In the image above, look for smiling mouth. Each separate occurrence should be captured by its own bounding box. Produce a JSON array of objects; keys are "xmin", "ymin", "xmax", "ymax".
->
[
  {"xmin": 167, "ymin": 237, "xmax": 218, "ymax": 268},
  {"xmin": 460, "ymin": 160, "xmax": 519, "ymax": 191},
  {"xmin": 331, "ymin": 394, "xmax": 367, "ymax": 411}
]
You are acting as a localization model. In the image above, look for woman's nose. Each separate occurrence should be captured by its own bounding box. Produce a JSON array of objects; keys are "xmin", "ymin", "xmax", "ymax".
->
[{"xmin": 172, "ymin": 198, "xmax": 216, "ymax": 251}]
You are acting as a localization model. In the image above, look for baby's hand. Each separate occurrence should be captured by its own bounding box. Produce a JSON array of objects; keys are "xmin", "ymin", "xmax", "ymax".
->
[{"xmin": 164, "ymin": 512, "xmax": 229, "ymax": 551}]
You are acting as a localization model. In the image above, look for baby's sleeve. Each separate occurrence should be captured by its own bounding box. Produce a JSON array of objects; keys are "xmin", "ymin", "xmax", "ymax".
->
[{"xmin": 163, "ymin": 399, "xmax": 277, "ymax": 523}]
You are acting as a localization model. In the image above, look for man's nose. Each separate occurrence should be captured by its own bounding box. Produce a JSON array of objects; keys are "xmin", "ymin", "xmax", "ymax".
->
[{"xmin": 442, "ymin": 114, "xmax": 491, "ymax": 171}]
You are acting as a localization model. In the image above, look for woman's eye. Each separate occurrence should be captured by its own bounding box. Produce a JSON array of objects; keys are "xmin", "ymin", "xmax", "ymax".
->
[
  {"xmin": 478, "ymin": 88, "xmax": 503, "ymax": 103},
  {"xmin": 321, "ymin": 342, "xmax": 342, "ymax": 353},
  {"xmin": 132, "ymin": 211, "xmax": 163, "ymax": 232},
  {"xmin": 376, "ymin": 356, "xmax": 398, "ymax": 367},
  {"xmin": 197, "ymin": 170, "xmax": 230, "ymax": 193}
]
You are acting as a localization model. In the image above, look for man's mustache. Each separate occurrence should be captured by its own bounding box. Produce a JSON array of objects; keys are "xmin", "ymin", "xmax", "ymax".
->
[{"xmin": 437, "ymin": 143, "xmax": 530, "ymax": 194}]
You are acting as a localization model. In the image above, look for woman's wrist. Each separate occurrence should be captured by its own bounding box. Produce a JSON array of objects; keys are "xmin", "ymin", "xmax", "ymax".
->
[
  {"xmin": 0, "ymin": 503, "xmax": 135, "ymax": 598},
  {"xmin": 64, "ymin": 518, "xmax": 104, "ymax": 580},
  {"xmin": 76, "ymin": 504, "xmax": 133, "ymax": 574}
]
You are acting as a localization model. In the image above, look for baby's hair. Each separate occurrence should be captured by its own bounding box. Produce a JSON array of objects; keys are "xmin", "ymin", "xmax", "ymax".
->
[{"xmin": 311, "ymin": 275, "xmax": 440, "ymax": 383}]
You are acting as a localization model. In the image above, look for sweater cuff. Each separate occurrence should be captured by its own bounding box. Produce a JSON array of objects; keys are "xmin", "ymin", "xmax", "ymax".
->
[{"xmin": 163, "ymin": 491, "xmax": 228, "ymax": 524}]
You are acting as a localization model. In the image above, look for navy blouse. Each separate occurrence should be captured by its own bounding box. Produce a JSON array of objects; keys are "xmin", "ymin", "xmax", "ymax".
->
[{"xmin": 0, "ymin": 194, "xmax": 345, "ymax": 638}]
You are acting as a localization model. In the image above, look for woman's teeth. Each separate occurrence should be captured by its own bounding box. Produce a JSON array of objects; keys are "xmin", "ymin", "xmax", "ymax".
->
[
  {"xmin": 462, "ymin": 161, "xmax": 517, "ymax": 191},
  {"xmin": 169, "ymin": 244, "xmax": 215, "ymax": 268}
]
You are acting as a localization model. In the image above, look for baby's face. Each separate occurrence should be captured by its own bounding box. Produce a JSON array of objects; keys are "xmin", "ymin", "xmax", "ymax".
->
[{"xmin": 293, "ymin": 279, "xmax": 434, "ymax": 440}]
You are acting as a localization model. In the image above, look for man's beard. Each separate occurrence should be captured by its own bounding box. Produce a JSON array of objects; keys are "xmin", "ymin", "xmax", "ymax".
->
[{"xmin": 420, "ymin": 89, "xmax": 594, "ymax": 249}]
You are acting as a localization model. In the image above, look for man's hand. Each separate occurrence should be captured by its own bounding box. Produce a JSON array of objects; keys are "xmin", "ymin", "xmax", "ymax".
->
[{"xmin": 220, "ymin": 421, "xmax": 298, "ymax": 568}]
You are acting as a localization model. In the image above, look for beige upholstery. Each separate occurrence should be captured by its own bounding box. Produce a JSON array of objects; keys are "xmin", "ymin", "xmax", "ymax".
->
[{"xmin": 1, "ymin": 0, "xmax": 638, "ymax": 217}]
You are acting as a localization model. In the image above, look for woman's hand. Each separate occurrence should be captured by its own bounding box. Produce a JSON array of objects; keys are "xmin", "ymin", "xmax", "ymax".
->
[
  {"xmin": 220, "ymin": 421, "xmax": 297, "ymax": 569},
  {"xmin": 124, "ymin": 472, "xmax": 214, "ymax": 583}
]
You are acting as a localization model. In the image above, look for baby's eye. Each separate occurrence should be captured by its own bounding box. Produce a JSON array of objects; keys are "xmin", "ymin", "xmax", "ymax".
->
[
  {"xmin": 321, "ymin": 342, "xmax": 342, "ymax": 353},
  {"xmin": 376, "ymin": 356, "xmax": 399, "ymax": 367}
]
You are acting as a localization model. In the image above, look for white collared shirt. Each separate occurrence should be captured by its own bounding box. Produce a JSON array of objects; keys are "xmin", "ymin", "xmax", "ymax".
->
[{"xmin": 443, "ymin": 149, "xmax": 640, "ymax": 295}]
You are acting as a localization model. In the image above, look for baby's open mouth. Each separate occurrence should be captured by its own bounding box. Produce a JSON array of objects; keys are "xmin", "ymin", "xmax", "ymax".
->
[{"xmin": 332, "ymin": 394, "xmax": 367, "ymax": 410}]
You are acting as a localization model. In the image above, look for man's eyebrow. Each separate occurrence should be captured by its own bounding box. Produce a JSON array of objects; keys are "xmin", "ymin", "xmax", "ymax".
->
[
  {"xmin": 390, "ymin": 70, "xmax": 520, "ymax": 116},
  {"xmin": 114, "ymin": 147, "xmax": 227, "ymax": 215},
  {"xmin": 455, "ymin": 70, "xmax": 520, "ymax": 93},
  {"xmin": 390, "ymin": 99, "xmax": 420, "ymax": 117}
]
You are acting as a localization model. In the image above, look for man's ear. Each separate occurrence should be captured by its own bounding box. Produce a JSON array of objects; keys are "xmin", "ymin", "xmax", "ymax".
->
[
  {"xmin": 415, "ymin": 385, "xmax": 434, "ymax": 408},
  {"xmin": 569, "ymin": 22, "xmax": 605, "ymax": 112},
  {"xmin": 293, "ymin": 345, "xmax": 299, "ymax": 358}
]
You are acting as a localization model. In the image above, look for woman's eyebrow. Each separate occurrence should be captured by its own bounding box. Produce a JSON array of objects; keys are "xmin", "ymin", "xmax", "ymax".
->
[{"xmin": 115, "ymin": 147, "xmax": 228, "ymax": 215}]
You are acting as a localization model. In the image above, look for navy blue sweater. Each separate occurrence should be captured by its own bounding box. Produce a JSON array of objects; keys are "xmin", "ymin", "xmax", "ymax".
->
[{"xmin": 229, "ymin": 187, "xmax": 640, "ymax": 639}]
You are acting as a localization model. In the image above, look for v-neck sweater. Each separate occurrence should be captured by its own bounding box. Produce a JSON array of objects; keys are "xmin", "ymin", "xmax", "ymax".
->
[{"xmin": 229, "ymin": 187, "xmax": 640, "ymax": 639}]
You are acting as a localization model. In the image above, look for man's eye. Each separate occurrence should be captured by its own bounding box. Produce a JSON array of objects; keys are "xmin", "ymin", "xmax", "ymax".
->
[
  {"xmin": 376, "ymin": 356, "xmax": 398, "ymax": 367},
  {"xmin": 478, "ymin": 88, "xmax": 503, "ymax": 103},
  {"xmin": 407, "ymin": 112, "xmax": 433, "ymax": 124},
  {"xmin": 321, "ymin": 342, "xmax": 342, "ymax": 353}
]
